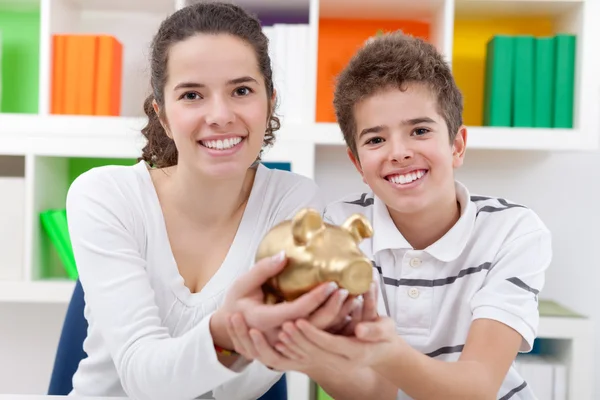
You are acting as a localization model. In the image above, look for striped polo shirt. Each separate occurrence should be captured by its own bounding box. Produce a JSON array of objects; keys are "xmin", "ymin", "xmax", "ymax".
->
[{"xmin": 323, "ymin": 181, "xmax": 552, "ymax": 400}]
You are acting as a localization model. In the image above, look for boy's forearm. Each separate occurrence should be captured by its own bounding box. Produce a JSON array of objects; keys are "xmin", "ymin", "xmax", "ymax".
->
[
  {"xmin": 374, "ymin": 339, "xmax": 494, "ymax": 400},
  {"xmin": 309, "ymin": 365, "xmax": 397, "ymax": 400}
]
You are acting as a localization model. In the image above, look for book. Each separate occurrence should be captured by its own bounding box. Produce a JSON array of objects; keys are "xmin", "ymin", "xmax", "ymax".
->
[
  {"xmin": 483, "ymin": 35, "xmax": 514, "ymax": 126},
  {"xmin": 533, "ymin": 36, "xmax": 555, "ymax": 128},
  {"xmin": 553, "ymin": 34, "xmax": 576, "ymax": 128},
  {"xmin": 512, "ymin": 35, "xmax": 534, "ymax": 127}
]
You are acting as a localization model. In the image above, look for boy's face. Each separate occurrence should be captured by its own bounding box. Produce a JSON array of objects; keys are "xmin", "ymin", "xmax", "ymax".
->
[{"xmin": 347, "ymin": 83, "xmax": 466, "ymax": 216}]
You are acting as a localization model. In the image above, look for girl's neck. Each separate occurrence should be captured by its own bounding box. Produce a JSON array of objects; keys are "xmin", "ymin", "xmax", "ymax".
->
[{"xmin": 153, "ymin": 163, "xmax": 257, "ymax": 227}]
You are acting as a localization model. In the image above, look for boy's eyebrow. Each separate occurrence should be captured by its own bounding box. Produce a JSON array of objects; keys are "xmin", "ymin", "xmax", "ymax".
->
[
  {"xmin": 358, "ymin": 117, "xmax": 437, "ymax": 138},
  {"xmin": 401, "ymin": 117, "xmax": 437, "ymax": 125},
  {"xmin": 173, "ymin": 76, "xmax": 258, "ymax": 90}
]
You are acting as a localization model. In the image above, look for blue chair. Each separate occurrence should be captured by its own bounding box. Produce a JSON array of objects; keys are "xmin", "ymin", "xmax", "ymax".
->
[{"xmin": 48, "ymin": 279, "xmax": 287, "ymax": 399}]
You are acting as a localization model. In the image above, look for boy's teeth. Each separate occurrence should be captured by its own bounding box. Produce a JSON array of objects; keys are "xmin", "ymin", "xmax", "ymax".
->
[
  {"xmin": 200, "ymin": 137, "xmax": 242, "ymax": 150},
  {"xmin": 389, "ymin": 170, "xmax": 425, "ymax": 185}
]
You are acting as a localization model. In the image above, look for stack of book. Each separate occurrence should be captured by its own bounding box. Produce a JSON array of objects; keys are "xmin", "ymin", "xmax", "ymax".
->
[
  {"xmin": 483, "ymin": 34, "xmax": 576, "ymax": 128},
  {"xmin": 262, "ymin": 24, "xmax": 311, "ymax": 124},
  {"xmin": 51, "ymin": 34, "xmax": 123, "ymax": 116}
]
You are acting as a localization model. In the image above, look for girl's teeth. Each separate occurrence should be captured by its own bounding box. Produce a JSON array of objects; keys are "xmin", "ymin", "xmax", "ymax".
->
[{"xmin": 201, "ymin": 137, "xmax": 242, "ymax": 150}]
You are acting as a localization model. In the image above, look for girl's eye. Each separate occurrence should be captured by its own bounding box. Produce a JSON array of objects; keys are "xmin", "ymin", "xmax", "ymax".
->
[
  {"xmin": 234, "ymin": 86, "xmax": 253, "ymax": 97},
  {"xmin": 181, "ymin": 92, "xmax": 201, "ymax": 101},
  {"xmin": 365, "ymin": 137, "xmax": 384, "ymax": 145}
]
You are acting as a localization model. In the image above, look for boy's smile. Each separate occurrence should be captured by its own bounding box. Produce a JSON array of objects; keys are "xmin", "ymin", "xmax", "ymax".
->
[{"xmin": 347, "ymin": 82, "xmax": 467, "ymax": 245}]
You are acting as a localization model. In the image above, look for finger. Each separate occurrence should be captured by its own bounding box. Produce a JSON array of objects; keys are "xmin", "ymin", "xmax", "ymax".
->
[
  {"xmin": 254, "ymin": 281, "xmax": 338, "ymax": 327},
  {"xmin": 355, "ymin": 318, "xmax": 396, "ymax": 342},
  {"xmin": 283, "ymin": 322, "xmax": 322, "ymax": 357},
  {"xmin": 341, "ymin": 297, "xmax": 364, "ymax": 336},
  {"xmin": 276, "ymin": 332, "xmax": 305, "ymax": 361},
  {"xmin": 226, "ymin": 317, "xmax": 252, "ymax": 360},
  {"xmin": 249, "ymin": 328, "xmax": 289, "ymax": 371},
  {"xmin": 296, "ymin": 319, "xmax": 357, "ymax": 358},
  {"xmin": 362, "ymin": 282, "xmax": 378, "ymax": 321},
  {"xmin": 307, "ymin": 288, "xmax": 348, "ymax": 330},
  {"xmin": 279, "ymin": 322, "xmax": 309, "ymax": 360},
  {"xmin": 231, "ymin": 313, "xmax": 258, "ymax": 358},
  {"xmin": 232, "ymin": 251, "xmax": 287, "ymax": 297},
  {"xmin": 328, "ymin": 294, "xmax": 362, "ymax": 331}
]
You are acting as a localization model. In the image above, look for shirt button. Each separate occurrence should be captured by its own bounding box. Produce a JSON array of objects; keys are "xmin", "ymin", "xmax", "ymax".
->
[
  {"xmin": 408, "ymin": 287, "xmax": 420, "ymax": 299},
  {"xmin": 409, "ymin": 258, "xmax": 422, "ymax": 268}
]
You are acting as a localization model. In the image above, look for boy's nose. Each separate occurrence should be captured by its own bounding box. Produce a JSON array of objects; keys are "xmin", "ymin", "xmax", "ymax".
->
[{"xmin": 389, "ymin": 140, "xmax": 414, "ymax": 162}]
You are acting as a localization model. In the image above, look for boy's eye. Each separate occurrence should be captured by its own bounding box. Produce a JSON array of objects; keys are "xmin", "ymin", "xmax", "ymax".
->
[
  {"xmin": 413, "ymin": 128, "xmax": 430, "ymax": 136},
  {"xmin": 365, "ymin": 137, "xmax": 384, "ymax": 145},
  {"xmin": 181, "ymin": 92, "xmax": 201, "ymax": 101},
  {"xmin": 234, "ymin": 86, "xmax": 253, "ymax": 96}
]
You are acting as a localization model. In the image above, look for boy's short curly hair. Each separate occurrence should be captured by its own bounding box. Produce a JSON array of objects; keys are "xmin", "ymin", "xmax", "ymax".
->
[{"xmin": 333, "ymin": 31, "xmax": 464, "ymax": 158}]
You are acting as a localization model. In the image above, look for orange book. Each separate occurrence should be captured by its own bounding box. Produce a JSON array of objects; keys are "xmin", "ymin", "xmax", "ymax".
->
[
  {"xmin": 76, "ymin": 35, "xmax": 98, "ymax": 115},
  {"xmin": 94, "ymin": 35, "xmax": 123, "ymax": 116},
  {"xmin": 316, "ymin": 19, "xmax": 430, "ymax": 123},
  {"xmin": 51, "ymin": 35, "xmax": 67, "ymax": 114}
]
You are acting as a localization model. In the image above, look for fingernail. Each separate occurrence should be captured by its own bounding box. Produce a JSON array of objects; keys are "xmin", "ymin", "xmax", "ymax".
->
[
  {"xmin": 271, "ymin": 250, "xmax": 285, "ymax": 263},
  {"xmin": 338, "ymin": 289, "xmax": 349, "ymax": 303},
  {"xmin": 326, "ymin": 281, "xmax": 338, "ymax": 295},
  {"xmin": 353, "ymin": 296, "xmax": 363, "ymax": 309}
]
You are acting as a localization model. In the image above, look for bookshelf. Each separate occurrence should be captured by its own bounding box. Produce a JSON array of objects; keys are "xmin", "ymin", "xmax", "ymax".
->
[{"xmin": 0, "ymin": 0, "xmax": 597, "ymax": 399}]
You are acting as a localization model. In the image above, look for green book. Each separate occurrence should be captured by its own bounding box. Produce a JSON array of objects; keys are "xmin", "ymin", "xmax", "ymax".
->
[
  {"xmin": 483, "ymin": 35, "xmax": 514, "ymax": 126},
  {"xmin": 513, "ymin": 35, "xmax": 535, "ymax": 127},
  {"xmin": 553, "ymin": 34, "xmax": 576, "ymax": 128},
  {"xmin": 40, "ymin": 209, "xmax": 78, "ymax": 280},
  {"xmin": 533, "ymin": 37, "xmax": 556, "ymax": 127}
]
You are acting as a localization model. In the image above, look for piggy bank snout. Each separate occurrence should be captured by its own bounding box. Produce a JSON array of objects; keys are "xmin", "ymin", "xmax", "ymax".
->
[{"xmin": 338, "ymin": 257, "xmax": 373, "ymax": 295}]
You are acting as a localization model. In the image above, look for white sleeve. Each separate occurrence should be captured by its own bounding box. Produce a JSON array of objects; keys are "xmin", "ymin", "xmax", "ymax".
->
[
  {"xmin": 66, "ymin": 171, "xmax": 258, "ymax": 400},
  {"xmin": 470, "ymin": 228, "xmax": 552, "ymax": 352}
]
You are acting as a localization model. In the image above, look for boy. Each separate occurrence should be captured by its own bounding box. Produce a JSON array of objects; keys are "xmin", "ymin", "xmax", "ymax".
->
[
  {"xmin": 225, "ymin": 32, "xmax": 551, "ymax": 399},
  {"xmin": 309, "ymin": 31, "xmax": 550, "ymax": 399}
]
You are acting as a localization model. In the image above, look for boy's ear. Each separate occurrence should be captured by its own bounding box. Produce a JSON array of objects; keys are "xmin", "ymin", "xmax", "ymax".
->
[
  {"xmin": 347, "ymin": 147, "xmax": 367, "ymax": 184},
  {"xmin": 452, "ymin": 126, "xmax": 467, "ymax": 168}
]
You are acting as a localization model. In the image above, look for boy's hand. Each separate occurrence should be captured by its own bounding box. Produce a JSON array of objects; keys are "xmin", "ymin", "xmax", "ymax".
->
[{"xmin": 282, "ymin": 316, "xmax": 400, "ymax": 368}]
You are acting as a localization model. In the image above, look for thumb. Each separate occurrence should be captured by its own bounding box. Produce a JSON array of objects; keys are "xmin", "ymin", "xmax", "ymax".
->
[
  {"xmin": 355, "ymin": 321, "xmax": 387, "ymax": 342},
  {"xmin": 233, "ymin": 251, "xmax": 287, "ymax": 297}
]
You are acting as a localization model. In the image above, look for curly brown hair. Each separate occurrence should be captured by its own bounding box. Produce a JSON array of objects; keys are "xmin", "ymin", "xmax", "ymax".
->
[
  {"xmin": 139, "ymin": 2, "xmax": 280, "ymax": 168},
  {"xmin": 333, "ymin": 31, "xmax": 463, "ymax": 159}
]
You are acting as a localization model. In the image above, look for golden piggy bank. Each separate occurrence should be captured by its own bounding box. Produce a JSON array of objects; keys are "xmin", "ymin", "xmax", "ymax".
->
[{"xmin": 257, "ymin": 208, "xmax": 374, "ymax": 304}]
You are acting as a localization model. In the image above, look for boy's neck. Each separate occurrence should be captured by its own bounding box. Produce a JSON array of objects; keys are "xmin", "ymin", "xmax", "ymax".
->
[{"xmin": 388, "ymin": 191, "xmax": 461, "ymax": 251}]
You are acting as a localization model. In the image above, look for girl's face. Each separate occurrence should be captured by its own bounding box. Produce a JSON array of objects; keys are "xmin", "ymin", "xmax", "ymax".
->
[{"xmin": 158, "ymin": 33, "xmax": 272, "ymax": 179}]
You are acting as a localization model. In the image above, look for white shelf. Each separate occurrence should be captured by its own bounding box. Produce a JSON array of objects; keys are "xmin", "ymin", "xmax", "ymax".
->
[
  {"xmin": 0, "ymin": 280, "xmax": 75, "ymax": 303},
  {"xmin": 0, "ymin": 114, "xmax": 595, "ymax": 157}
]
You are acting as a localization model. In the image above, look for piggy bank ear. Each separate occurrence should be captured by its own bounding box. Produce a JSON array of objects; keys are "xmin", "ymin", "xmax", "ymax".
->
[
  {"xmin": 292, "ymin": 208, "xmax": 325, "ymax": 245},
  {"xmin": 342, "ymin": 214, "xmax": 373, "ymax": 243}
]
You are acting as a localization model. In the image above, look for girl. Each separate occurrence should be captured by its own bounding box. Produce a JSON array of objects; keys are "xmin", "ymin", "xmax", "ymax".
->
[{"xmin": 66, "ymin": 3, "xmax": 351, "ymax": 399}]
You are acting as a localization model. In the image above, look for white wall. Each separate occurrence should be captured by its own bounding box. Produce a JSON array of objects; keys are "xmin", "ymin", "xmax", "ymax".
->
[{"xmin": 1, "ymin": 144, "xmax": 599, "ymax": 397}]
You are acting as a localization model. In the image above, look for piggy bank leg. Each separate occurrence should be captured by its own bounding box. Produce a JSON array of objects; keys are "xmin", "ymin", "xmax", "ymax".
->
[{"xmin": 340, "ymin": 260, "xmax": 373, "ymax": 296}]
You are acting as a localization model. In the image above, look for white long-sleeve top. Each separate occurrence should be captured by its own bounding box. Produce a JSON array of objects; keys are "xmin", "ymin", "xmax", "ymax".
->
[{"xmin": 66, "ymin": 160, "xmax": 324, "ymax": 400}]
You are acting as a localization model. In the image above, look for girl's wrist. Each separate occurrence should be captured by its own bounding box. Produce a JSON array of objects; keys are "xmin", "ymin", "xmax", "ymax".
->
[{"xmin": 209, "ymin": 310, "xmax": 235, "ymax": 351}]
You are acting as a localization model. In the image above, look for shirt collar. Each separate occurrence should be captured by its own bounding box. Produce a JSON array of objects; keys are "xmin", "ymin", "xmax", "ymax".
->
[{"xmin": 372, "ymin": 181, "xmax": 475, "ymax": 262}]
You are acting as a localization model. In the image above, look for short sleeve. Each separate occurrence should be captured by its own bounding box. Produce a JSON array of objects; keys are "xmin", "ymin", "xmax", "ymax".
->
[{"xmin": 470, "ymin": 228, "xmax": 552, "ymax": 352}]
